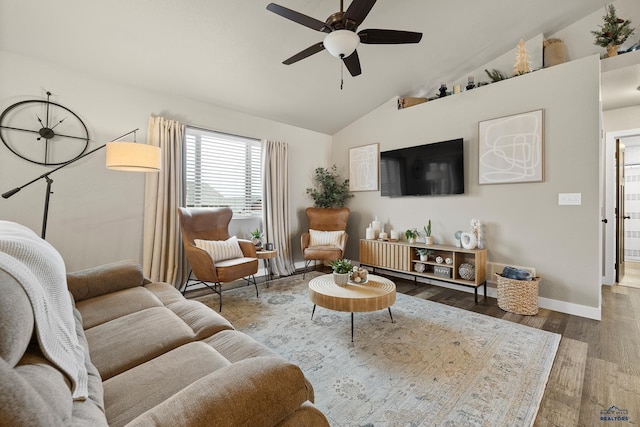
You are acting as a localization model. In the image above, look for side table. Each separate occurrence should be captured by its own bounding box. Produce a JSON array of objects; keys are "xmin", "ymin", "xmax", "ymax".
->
[{"xmin": 256, "ymin": 249, "xmax": 277, "ymax": 287}]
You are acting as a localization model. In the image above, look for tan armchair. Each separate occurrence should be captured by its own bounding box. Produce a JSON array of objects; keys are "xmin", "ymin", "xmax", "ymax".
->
[
  {"xmin": 301, "ymin": 207, "xmax": 350, "ymax": 278},
  {"xmin": 178, "ymin": 207, "xmax": 259, "ymax": 311}
]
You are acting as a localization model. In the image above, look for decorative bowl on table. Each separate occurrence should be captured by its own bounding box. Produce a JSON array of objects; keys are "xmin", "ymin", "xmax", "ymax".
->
[{"xmin": 350, "ymin": 267, "xmax": 369, "ymax": 284}]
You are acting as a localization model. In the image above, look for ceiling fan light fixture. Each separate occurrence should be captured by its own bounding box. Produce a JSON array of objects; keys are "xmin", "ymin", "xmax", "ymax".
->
[{"xmin": 323, "ymin": 30, "xmax": 360, "ymax": 58}]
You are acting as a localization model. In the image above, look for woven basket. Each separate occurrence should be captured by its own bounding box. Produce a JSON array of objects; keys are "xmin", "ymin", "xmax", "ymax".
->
[{"xmin": 495, "ymin": 273, "xmax": 540, "ymax": 315}]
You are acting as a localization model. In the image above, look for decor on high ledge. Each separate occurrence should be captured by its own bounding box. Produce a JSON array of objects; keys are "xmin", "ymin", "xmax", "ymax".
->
[
  {"xmin": 479, "ymin": 110, "xmax": 544, "ymax": 184},
  {"xmin": 591, "ymin": 4, "xmax": 635, "ymax": 57},
  {"xmin": 423, "ymin": 220, "xmax": 433, "ymax": 245},
  {"xmin": 405, "ymin": 228, "xmax": 418, "ymax": 243},
  {"xmin": 465, "ymin": 76, "xmax": 475, "ymax": 90},
  {"xmin": 485, "ymin": 68, "xmax": 506, "ymax": 82},
  {"xmin": 330, "ymin": 258, "xmax": 353, "ymax": 286},
  {"xmin": 349, "ymin": 143, "xmax": 379, "ymax": 191},
  {"xmin": 306, "ymin": 164, "xmax": 353, "ymax": 208},
  {"xmin": 543, "ymin": 38, "xmax": 566, "ymax": 67},
  {"xmin": 513, "ymin": 39, "xmax": 531, "ymax": 76},
  {"xmin": 438, "ymin": 83, "xmax": 448, "ymax": 98}
]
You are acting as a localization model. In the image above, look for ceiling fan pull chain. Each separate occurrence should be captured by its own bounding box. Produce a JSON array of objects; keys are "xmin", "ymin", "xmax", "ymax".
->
[{"xmin": 340, "ymin": 57, "xmax": 344, "ymax": 90}]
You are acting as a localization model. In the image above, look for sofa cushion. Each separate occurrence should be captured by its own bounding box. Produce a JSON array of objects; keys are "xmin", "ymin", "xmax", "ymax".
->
[
  {"xmin": 203, "ymin": 329, "xmax": 279, "ymax": 362},
  {"xmin": 0, "ymin": 350, "xmax": 74, "ymax": 427},
  {"xmin": 195, "ymin": 236, "xmax": 244, "ymax": 262},
  {"xmin": 84, "ymin": 307, "xmax": 194, "ymax": 380},
  {"xmin": 75, "ymin": 287, "xmax": 163, "ymax": 329},
  {"xmin": 144, "ymin": 282, "xmax": 187, "ymax": 306},
  {"xmin": 103, "ymin": 342, "xmax": 231, "ymax": 427},
  {"xmin": 166, "ymin": 300, "xmax": 234, "ymax": 340},
  {"xmin": 67, "ymin": 259, "xmax": 145, "ymax": 302},
  {"xmin": 126, "ymin": 357, "xmax": 311, "ymax": 427}
]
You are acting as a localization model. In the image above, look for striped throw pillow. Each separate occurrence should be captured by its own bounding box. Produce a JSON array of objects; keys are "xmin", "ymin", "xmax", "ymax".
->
[
  {"xmin": 308, "ymin": 229, "xmax": 344, "ymax": 248},
  {"xmin": 194, "ymin": 236, "xmax": 244, "ymax": 263}
]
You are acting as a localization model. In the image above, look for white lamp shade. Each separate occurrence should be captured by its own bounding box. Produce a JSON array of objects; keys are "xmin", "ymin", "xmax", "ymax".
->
[
  {"xmin": 323, "ymin": 30, "xmax": 360, "ymax": 58},
  {"xmin": 106, "ymin": 142, "xmax": 161, "ymax": 172}
]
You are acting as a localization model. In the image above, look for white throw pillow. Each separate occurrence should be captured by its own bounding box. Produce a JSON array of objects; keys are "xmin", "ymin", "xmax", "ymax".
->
[
  {"xmin": 194, "ymin": 236, "xmax": 244, "ymax": 263},
  {"xmin": 308, "ymin": 229, "xmax": 344, "ymax": 247}
]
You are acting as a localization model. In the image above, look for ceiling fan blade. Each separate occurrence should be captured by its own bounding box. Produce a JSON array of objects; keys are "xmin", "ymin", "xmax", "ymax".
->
[
  {"xmin": 344, "ymin": 0, "xmax": 377, "ymax": 27},
  {"xmin": 342, "ymin": 50, "xmax": 362, "ymax": 77},
  {"xmin": 359, "ymin": 29, "xmax": 423, "ymax": 44},
  {"xmin": 283, "ymin": 42, "xmax": 326, "ymax": 65},
  {"xmin": 266, "ymin": 3, "xmax": 330, "ymax": 33}
]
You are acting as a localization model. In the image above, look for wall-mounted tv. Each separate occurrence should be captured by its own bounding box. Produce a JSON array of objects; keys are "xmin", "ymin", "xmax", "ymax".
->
[{"xmin": 380, "ymin": 138, "xmax": 464, "ymax": 197}]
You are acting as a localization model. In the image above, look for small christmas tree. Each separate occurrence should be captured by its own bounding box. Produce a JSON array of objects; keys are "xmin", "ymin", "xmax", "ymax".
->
[
  {"xmin": 513, "ymin": 39, "xmax": 531, "ymax": 76},
  {"xmin": 591, "ymin": 4, "xmax": 634, "ymax": 50}
]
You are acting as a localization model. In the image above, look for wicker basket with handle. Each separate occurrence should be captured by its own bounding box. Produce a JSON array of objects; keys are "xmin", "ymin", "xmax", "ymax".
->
[{"xmin": 495, "ymin": 273, "xmax": 540, "ymax": 315}]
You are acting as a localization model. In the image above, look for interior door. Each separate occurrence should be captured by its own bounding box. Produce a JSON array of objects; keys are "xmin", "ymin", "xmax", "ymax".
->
[{"xmin": 616, "ymin": 139, "xmax": 626, "ymax": 282}]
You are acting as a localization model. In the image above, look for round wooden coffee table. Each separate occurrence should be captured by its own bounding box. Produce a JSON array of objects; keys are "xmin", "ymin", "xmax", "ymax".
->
[{"xmin": 308, "ymin": 273, "xmax": 396, "ymax": 341}]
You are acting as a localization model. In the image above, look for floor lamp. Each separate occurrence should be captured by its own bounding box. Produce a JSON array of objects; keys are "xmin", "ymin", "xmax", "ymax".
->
[{"xmin": 2, "ymin": 128, "xmax": 161, "ymax": 239}]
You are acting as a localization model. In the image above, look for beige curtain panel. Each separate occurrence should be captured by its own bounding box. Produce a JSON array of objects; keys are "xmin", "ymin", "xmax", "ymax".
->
[
  {"xmin": 143, "ymin": 116, "xmax": 187, "ymax": 288},
  {"xmin": 262, "ymin": 140, "xmax": 296, "ymax": 276}
]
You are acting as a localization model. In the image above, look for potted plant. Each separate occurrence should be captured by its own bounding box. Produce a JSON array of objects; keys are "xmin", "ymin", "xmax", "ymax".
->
[
  {"xmin": 405, "ymin": 228, "xmax": 418, "ymax": 244},
  {"xmin": 330, "ymin": 258, "xmax": 353, "ymax": 286},
  {"xmin": 423, "ymin": 220, "xmax": 434, "ymax": 245},
  {"xmin": 591, "ymin": 4, "xmax": 635, "ymax": 57},
  {"xmin": 306, "ymin": 165, "xmax": 354, "ymax": 208},
  {"xmin": 249, "ymin": 228, "xmax": 263, "ymax": 248},
  {"xmin": 415, "ymin": 248, "xmax": 433, "ymax": 262}
]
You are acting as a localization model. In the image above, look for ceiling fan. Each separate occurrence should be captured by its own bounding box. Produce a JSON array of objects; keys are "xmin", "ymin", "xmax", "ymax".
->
[{"xmin": 266, "ymin": 0, "xmax": 422, "ymax": 77}]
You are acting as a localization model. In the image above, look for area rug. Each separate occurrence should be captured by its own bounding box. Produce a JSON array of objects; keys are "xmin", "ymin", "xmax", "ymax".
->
[{"xmin": 194, "ymin": 273, "xmax": 561, "ymax": 427}]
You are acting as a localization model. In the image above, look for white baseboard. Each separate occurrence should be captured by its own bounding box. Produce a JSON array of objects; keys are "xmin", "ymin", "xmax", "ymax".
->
[{"xmin": 367, "ymin": 270, "xmax": 602, "ymax": 321}]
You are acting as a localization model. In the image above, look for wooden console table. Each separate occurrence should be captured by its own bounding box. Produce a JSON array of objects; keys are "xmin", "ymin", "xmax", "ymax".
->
[{"xmin": 359, "ymin": 239, "xmax": 487, "ymax": 303}]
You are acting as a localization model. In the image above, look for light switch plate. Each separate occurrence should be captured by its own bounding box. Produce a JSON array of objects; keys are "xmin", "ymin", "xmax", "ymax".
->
[{"xmin": 558, "ymin": 193, "xmax": 581, "ymax": 205}]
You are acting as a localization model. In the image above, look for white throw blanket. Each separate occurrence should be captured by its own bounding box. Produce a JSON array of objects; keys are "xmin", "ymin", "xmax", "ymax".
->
[{"xmin": 0, "ymin": 221, "xmax": 88, "ymax": 400}]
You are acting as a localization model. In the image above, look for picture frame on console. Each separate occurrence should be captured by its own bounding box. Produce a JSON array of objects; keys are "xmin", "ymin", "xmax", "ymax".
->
[{"xmin": 478, "ymin": 109, "xmax": 544, "ymax": 185}]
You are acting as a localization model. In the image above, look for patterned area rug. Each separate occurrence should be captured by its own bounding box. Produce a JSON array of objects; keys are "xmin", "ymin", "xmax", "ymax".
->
[{"xmin": 194, "ymin": 272, "xmax": 560, "ymax": 427}]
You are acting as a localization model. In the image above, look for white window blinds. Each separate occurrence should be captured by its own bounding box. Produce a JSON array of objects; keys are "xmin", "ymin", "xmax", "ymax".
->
[{"xmin": 185, "ymin": 127, "xmax": 262, "ymax": 216}]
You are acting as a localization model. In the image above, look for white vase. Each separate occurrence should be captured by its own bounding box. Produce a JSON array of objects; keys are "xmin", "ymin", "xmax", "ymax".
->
[
  {"xmin": 333, "ymin": 272, "xmax": 350, "ymax": 286},
  {"xmin": 425, "ymin": 236, "xmax": 434, "ymax": 245},
  {"xmin": 419, "ymin": 254, "xmax": 428, "ymax": 261}
]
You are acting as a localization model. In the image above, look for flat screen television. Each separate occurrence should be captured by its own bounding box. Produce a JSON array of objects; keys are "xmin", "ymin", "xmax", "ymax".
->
[{"xmin": 380, "ymin": 138, "xmax": 464, "ymax": 197}]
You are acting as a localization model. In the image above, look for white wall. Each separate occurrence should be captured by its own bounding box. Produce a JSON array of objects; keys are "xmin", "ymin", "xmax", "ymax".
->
[
  {"xmin": 0, "ymin": 51, "xmax": 332, "ymax": 272},
  {"xmin": 332, "ymin": 55, "xmax": 602, "ymax": 318}
]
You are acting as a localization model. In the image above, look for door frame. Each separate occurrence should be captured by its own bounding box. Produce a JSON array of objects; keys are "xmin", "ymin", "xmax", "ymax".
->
[{"xmin": 604, "ymin": 128, "xmax": 640, "ymax": 285}]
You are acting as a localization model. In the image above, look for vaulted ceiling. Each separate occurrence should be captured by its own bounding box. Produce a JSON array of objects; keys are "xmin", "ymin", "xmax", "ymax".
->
[{"xmin": 0, "ymin": 0, "xmax": 620, "ymax": 134}]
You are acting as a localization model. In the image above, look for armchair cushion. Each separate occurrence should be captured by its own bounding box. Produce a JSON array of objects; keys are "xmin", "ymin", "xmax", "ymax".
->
[
  {"xmin": 195, "ymin": 236, "xmax": 244, "ymax": 263},
  {"xmin": 308, "ymin": 229, "xmax": 344, "ymax": 248}
]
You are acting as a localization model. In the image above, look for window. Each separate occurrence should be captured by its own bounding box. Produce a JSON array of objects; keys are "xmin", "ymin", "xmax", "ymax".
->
[{"xmin": 185, "ymin": 127, "xmax": 262, "ymax": 216}]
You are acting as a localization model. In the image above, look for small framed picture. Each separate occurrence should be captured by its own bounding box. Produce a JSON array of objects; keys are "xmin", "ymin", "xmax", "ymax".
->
[{"xmin": 349, "ymin": 143, "xmax": 379, "ymax": 191}]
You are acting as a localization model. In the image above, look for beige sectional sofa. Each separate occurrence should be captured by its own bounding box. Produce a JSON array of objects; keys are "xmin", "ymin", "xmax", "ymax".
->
[{"xmin": 0, "ymin": 221, "xmax": 329, "ymax": 426}]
